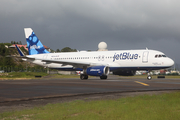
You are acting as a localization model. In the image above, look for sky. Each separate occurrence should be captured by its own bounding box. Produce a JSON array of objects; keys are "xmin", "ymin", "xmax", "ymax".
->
[{"xmin": 0, "ymin": 0, "xmax": 180, "ymax": 68}]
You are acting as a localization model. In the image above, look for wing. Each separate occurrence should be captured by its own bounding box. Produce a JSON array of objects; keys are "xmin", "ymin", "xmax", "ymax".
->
[{"xmin": 38, "ymin": 58, "xmax": 109, "ymax": 68}]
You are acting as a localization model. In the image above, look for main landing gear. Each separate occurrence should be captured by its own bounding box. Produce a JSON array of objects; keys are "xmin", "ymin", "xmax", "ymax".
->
[
  {"xmin": 100, "ymin": 75, "xmax": 107, "ymax": 79},
  {"xmin": 80, "ymin": 74, "xmax": 108, "ymax": 80},
  {"xmin": 80, "ymin": 74, "xmax": 88, "ymax": 80}
]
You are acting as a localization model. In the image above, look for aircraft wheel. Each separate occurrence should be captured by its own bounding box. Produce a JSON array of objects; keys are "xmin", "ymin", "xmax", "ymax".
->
[
  {"xmin": 100, "ymin": 75, "xmax": 107, "ymax": 79},
  {"xmin": 80, "ymin": 74, "xmax": 84, "ymax": 80},
  {"xmin": 80, "ymin": 74, "xmax": 88, "ymax": 80},
  {"xmin": 147, "ymin": 75, "xmax": 152, "ymax": 80},
  {"xmin": 84, "ymin": 75, "xmax": 88, "ymax": 79}
]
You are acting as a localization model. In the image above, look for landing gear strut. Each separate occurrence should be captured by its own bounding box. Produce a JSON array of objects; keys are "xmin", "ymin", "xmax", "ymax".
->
[{"xmin": 80, "ymin": 74, "xmax": 88, "ymax": 80}]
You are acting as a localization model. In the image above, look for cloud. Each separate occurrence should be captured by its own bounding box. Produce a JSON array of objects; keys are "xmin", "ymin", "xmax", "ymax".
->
[{"xmin": 0, "ymin": 0, "xmax": 180, "ymax": 65}]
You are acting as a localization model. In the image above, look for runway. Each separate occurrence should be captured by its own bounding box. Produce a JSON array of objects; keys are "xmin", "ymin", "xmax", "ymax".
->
[{"xmin": 0, "ymin": 76, "xmax": 180, "ymax": 103}]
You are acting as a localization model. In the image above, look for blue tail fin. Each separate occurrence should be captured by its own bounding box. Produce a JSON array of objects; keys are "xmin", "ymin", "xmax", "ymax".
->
[{"xmin": 24, "ymin": 28, "xmax": 50, "ymax": 55}]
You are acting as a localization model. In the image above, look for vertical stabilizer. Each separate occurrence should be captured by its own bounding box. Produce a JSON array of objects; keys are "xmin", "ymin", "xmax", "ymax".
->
[{"xmin": 24, "ymin": 28, "xmax": 50, "ymax": 55}]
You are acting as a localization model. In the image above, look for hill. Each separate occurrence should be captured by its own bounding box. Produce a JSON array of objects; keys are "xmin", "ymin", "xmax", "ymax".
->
[{"xmin": 0, "ymin": 43, "xmax": 41, "ymax": 72}]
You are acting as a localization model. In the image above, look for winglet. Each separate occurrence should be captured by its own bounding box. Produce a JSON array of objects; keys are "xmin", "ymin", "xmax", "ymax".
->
[{"xmin": 15, "ymin": 45, "xmax": 25, "ymax": 56}]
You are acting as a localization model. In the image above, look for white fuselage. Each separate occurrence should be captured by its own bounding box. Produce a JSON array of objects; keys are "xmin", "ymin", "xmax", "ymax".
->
[{"xmin": 25, "ymin": 49, "xmax": 174, "ymax": 71}]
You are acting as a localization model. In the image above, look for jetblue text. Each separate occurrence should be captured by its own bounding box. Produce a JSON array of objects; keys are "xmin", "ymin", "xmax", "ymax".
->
[{"xmin": 113, "ymin": 52, "xmax": 138, "ymax": 62}]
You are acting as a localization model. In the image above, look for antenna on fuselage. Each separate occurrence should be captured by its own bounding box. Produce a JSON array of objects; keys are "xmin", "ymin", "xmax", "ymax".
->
[{"xmin": 146, "ymin": 47, "xmax": 148, "ymax": 50}]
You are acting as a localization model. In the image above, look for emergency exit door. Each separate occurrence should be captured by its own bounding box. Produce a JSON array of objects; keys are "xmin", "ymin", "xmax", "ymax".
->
[{"xmin": 142, "ymin": 51, "xmax": 149, "ymax": 63}]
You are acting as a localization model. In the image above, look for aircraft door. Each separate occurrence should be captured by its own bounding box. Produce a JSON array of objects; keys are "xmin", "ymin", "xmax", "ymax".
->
[
  {"xmin": 43, "ymin": 55, "xmax": 48, "ymax": 59},
  {"xmin": 98, "ymin": 55, "xmax": 105, "ymax": 61},
  {"xmin": 142, "ymin": 51, "xmax": 149, "ymax": 63}
]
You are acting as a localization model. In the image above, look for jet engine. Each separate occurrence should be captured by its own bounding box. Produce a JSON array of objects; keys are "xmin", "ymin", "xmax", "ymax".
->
[{"xmin": 86, "ymin": 66, "xmax": 109, "ymax": 76}]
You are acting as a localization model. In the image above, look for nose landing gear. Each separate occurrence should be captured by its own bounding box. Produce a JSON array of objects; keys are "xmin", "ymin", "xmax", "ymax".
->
[
  {"xmin": 147, "ymin": 71, "xmax": 152, "ymax": 80},
  {"xmin": 147, "ymin": 75, "xmax": 152, "ymax": 80}
]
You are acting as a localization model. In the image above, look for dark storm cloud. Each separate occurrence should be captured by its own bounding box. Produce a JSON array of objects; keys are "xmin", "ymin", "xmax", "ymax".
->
[{"xmin": 0, "ymin": 0, "xmax": 180, "ymax": 66}]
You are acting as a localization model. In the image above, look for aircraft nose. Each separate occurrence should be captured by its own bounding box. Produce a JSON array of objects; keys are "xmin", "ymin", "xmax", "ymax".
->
[{"xmin": 167, "ymin": 58, "xmax": 174, "ymax": 67}]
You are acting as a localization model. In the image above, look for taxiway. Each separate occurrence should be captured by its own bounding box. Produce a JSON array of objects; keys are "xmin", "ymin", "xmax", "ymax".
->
[{"xmin": 0, "ymin": 76, "xmax": 180, "ymax": 103}]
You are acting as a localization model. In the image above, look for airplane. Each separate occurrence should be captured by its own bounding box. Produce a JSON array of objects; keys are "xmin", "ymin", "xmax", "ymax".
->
[{"xmin": 19, "ymin": 28, "xmax": 174, "ymax": 80}]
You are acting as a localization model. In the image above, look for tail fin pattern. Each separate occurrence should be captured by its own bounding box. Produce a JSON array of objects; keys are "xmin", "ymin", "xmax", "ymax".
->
[{"xmin": 24, "ymin": 28, "xmax": 50, "ymax": 55}]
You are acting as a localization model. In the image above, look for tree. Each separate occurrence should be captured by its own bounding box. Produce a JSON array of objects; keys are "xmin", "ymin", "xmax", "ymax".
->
[
  {"xmin": 50, "ymin": 49, "xmax": 55, "ymax": 53},
  {"xmin": 0, "ymin": 43, "xmax": 6, "ymax": 56},
  {"xmin": 3, "ymin": 57, "xmax": 15, "ymax": 66},
  {"xmin": 20, "ymin": 47, "xmax": 28, "ymax": 55},
  {"xmin": 61, "ymin": 47, "xmax": 77, "ymax": 52},
  {"xmin": 56, "ymin": 49, "xmax": 61, "ymax": 52}
]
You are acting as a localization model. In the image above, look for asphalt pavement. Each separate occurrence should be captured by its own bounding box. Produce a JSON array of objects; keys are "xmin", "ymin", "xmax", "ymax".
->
[{"xmin": 0, "ymin": 76, "xmax": 180, "ymax": 102}]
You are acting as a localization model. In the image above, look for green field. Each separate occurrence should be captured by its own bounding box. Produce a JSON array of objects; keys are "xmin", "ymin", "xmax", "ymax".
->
[
  {"xmin": 0, "ymin": 72, "xmax": 49, "ymax": 79},
  {"xmin": 1, "ymin": 72, "xmax": 180, "ymax": 80},
  {"xmin": 120, "ymin": 75, "xmax": 180, "ymax": 79},
  {"xmin": 1, "ymin": 92, "xmax": 180, "ymax": 120}
]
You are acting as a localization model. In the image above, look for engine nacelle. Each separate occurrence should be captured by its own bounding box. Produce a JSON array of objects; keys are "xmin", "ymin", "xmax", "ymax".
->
[
  {"xmin": 113, "ymin": 70, "xmax": 136, "ymax": 76},
  {"xmin": 86, "ymin": 66, "xmax": 109, "ymax": 76}
]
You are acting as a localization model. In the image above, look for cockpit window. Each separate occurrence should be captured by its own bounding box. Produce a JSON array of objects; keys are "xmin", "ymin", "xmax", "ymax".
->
[{"xmin": 155, "ymin": 54, "xmax": 167, "ymax": 58}]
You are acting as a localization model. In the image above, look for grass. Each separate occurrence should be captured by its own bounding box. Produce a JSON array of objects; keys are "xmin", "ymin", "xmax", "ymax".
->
[
  {"xmin": 48, "ymin": 74, "xmax": 80, "ymax": 79},
  {"xmin": 49, "ymin": 74, "xmax": 96, "ymax": 79},
  {"xmin": 1, "ymin": 72, "xmax": 180, "ymax": 80},
  {"xmin": 1, "ymin": 92, "xmax": 180, "ymax": 120},
  {"xmin": 0, "ymin": 72, "xmax": 96, "ymax": 79},
  {"xmin": 119, "ymin": 75, "xmax": 180, "ymax": 79},
  {"xmin": 0, "ymin": 72, "xmax": 48, "ymax": 79},
  {"xmin": 51, "ymin": 74, "xmax": 180, "ymax": 79}
]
